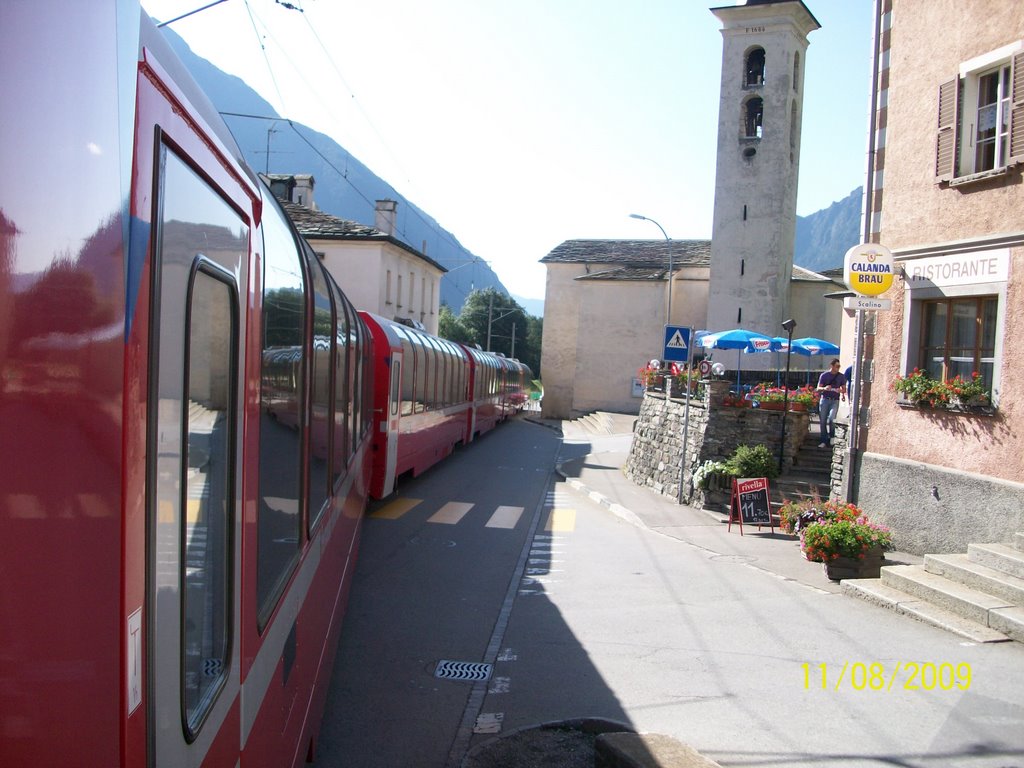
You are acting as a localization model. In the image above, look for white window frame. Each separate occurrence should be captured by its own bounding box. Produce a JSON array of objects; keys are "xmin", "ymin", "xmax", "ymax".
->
[{"xmin": 935, "ymin": 42, "xmax": 1024, "ymax": 184}]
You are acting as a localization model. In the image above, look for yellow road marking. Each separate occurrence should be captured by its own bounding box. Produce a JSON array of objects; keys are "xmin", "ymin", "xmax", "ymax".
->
[
  {"xmin": 429, "ymin": 501, "xmax": 474, "ymax": 525},
  {"xmin": 545, "ymin": 508, "xmax": 576, "ymax": 532},
  {"xmin": 371, "ymin": 497, "xmax": 423, "ymax": 519},
  {"xmin": 486, "ymin": 505, "xmax": 524, "ymax": 529},
  {"xmin": 186, "ymin": 499, "xmax": 201, "ymax": 524}
]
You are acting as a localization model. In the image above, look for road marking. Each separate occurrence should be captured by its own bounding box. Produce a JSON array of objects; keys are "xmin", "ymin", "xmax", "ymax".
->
[
  {"xmin": 429, "ymin": 501, "xmax": 474, "ymax": 525},
  {"xmin": 544, "ymin": 508, "xmax": 576, "ymax": 532},
  {"xmin": 371, "ymin": 497, "xmax": 422, "ymax": 519},
  {"xmin": 486, "ymin": 505, "xmax": 524, "ymax": 529}
]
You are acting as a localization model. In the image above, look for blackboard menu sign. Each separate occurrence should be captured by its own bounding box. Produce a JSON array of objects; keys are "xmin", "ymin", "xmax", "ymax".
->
[{"xmin": 728, "ymin": 477, "xmax": 774, "ymax": 534}]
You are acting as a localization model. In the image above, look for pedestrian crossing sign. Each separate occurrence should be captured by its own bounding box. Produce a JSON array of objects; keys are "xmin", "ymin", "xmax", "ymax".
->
[{"xmin": 663, "ymin": 325, "xmax": 691, "ymax": 363}]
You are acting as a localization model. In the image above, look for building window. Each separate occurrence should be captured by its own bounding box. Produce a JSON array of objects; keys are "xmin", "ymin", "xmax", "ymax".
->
[
  {"xmin": 744, "ymin": 97, "xmax": 764, "ymax": 139},
  {"xmin": 793, "ymin": 51, "xmax": 800, "ymax": 92},
  {"xmin": 936, "ymin": 45, "xmax": 1024, "ymax": 182},
  {"xmin": 744, "ymin": 47, "xmax": 765, "ymax": 87},
  {"xmin": 916, "ymin": 296, "xmax": 997, "ymax": 391},
  {"xmin": 386, "ymin": 269, "xmax": 392, "ymax": 305}
]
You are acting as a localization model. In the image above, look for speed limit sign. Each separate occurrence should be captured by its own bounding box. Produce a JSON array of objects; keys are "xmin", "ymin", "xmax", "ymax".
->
[{"xmin": 698, "ymin": 359, "xmax": 712, "ymax": 377}]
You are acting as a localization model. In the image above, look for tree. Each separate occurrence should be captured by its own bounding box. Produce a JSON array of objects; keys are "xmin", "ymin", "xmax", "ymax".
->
[{"xmin": 438, "ymin": 302, "xmax": 472, "ymax": 343}]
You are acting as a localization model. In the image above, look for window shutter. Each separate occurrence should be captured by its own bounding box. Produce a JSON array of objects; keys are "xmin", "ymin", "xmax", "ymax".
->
[
  {"xmin": 1009, "ymin": 51, "xmax": 1024, "ymax": 164},
  {"xmin": 935, "ymin": 77, "xmax": 959, "ymax": 181}
]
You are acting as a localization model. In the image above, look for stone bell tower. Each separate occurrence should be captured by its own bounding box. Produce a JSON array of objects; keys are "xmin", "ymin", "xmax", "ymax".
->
[{"xmin": 706, "ymin": 1, "xmax": 820, "ymax": 340}]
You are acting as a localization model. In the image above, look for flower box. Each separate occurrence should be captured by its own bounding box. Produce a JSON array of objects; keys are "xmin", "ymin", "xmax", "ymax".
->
[{"xmin": 824, "ymin": 546, "xmax": 885, "ymax": 580}]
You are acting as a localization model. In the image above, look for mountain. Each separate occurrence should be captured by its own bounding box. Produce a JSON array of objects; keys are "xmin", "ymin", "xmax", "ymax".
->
[
  {"xmin": 794, "ymin": 187, "xmax": 862, "ymax": 274},
  {"xmin": 159, "ymin": 27, "xmax": 509, "ymax": 314}
]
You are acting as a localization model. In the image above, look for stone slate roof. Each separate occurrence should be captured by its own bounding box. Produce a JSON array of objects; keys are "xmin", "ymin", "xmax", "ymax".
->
[
  {"xmin": 541, "ymin": 239, "xmax": 711, "ymax": 281},
  {"xmin": 279, "ymin": 200, "xmax": 447, "ymax": 273}
]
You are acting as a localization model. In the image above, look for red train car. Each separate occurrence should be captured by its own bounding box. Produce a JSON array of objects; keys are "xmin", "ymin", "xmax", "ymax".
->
[
  {"xmin": 0, "ymin": 5, "xmax": 373, "ymax": 767},
  {"xmin": 361, "ymin": 312, "xmax": 532, "ymax": 499}
]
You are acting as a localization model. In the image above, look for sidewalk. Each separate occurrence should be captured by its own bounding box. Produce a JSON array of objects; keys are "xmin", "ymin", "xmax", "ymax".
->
[{"xmin": 538, "ymin": 413, "xmax": 921, "ymax": 596}]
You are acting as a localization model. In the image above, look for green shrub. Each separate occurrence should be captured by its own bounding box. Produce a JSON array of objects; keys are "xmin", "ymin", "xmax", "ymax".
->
[{"xmin": 725, "ymin": 444, "xmax": 778, "ymax": 479}]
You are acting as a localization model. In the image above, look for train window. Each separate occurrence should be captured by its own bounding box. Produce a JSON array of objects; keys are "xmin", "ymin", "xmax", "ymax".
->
[
  {"xmin": 257, "ymin": 198, "xmax": 306, "ymax": 629},
  {"xmin": 397, "ymin": 330, "xmax": 414, "ymax": 416},
  {"xmin": 182, "ymin": 263, "xmax": 236, "ymax": 736},
  {"xmin": 412, "ymin": 334, "xmax": 427, "ymax": 413},
  {"xmin": 151, "ymin": 146, "xmax": 247, "ymax": 745},
  {"xmin": 331, "ymin": 283, "xmax": 350, "ymax": 485},
  {"xmin": 309, "ymin": 257, "xmax": 333, "ymax": 529},
  {"xmin": 350, "ymin": 309, "xmax": 363, "ymax": 451},
  {"xmin": 361, "ymin": 317, "xmax": 374, "ymax": 436}
]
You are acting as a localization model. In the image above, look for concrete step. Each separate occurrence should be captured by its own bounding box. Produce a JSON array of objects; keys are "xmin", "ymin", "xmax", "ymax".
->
[
  {"xmin": 969, "ymin": 542, "xmax": 1024, "ymax": 580},
  {"xmin": 880, "ymin": 564, "xmax": 1015, "ymax": 628},
  {"xmin": 841, "ymin": 580, "xmax": 1011, "ymax": 644},
  {"xmin": 924, "ymin": 553, "xmax": 1024, "ymax": 607}
]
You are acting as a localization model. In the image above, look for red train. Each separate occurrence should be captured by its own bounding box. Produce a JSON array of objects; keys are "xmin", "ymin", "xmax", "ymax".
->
[
  {"xmin": 0, "ymin": 4, "xmax": 529, "ymax": 768},
  {"xmin": 361, "ymin": 312, "xmax": 532, "ymax": 498}
]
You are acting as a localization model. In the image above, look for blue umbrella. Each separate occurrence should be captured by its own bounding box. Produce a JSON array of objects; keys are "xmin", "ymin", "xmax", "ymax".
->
[
  {"xmin": 700, "ymin": 329, "xmax": 775, "ymax": 389},
  {"xmin": 790, "ymin": 337, "xmax": 840, "ymax": 356},
  {"xmin": 789, "ymin": 337, "xmax": 841, "ymax": 383}
]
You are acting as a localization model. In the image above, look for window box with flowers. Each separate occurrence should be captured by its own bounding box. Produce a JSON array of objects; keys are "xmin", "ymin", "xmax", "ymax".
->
[
  {"xmin": 749, "ymin": 383, "xmax": 818, "ymax": 412},
  {"xmin": 892, "ymin": 369, "xmax": 992, "ymax": 413}
]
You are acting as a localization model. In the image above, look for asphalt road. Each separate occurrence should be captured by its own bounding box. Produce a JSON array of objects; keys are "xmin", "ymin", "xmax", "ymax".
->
[{"xmin": 313, "ymin": 416, "xmax": 1024, "ymax": 768}]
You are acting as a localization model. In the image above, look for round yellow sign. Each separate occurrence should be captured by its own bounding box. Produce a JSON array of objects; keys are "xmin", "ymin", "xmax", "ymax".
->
[{"xmin": 844, "ymin": 243, "xmax": 895, "ymax": 297}]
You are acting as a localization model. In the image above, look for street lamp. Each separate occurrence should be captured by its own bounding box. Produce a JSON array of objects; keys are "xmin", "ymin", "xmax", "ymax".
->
[
  {"xmin": 629, "ymin": 213, "xmax": 673, "ymax": 325},
  {"xmin": 778, "ymin": 318, "xmax": 797, "ymax": 473}
]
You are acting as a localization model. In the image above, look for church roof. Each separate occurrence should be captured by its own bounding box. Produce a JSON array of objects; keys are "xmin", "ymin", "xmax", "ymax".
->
[{"xmin": 540, "ymin": 239, "xmax": 711, "ymax": 271}]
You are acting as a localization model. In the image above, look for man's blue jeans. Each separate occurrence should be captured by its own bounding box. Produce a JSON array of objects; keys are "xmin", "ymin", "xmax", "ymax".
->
[{"xmin": 819, "ymin": 397, "xmax": 840, "ymax": 444}]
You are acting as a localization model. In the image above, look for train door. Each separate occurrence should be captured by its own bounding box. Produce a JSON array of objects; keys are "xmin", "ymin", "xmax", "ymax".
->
[
  {"xmin": 383, "ymin": 349, "xmax": 402, "ymax": 495},
  {"xmin": 148, "ymin": 142, "xmax": 248, "ymax": 765}
]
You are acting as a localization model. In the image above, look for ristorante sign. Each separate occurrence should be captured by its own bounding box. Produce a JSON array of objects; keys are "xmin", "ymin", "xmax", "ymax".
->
[
  {"xmin": 844, "ymin": 243, "xmax": 895, "ymax": 297},
  {"xmin": 903, "ymin": 249, "xmax": 1009, "ymax": 289}
]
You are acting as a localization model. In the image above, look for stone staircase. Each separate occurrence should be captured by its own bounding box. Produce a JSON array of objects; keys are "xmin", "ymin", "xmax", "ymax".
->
[
  {"xmin": 770, "ymin": 426, "xmax": 833, "ymax": 511},
  {"xmin": 563, "ymin": 411, "xmax": 637, "ymax": 439},
  {"xmin": 842, "ymin": 532, "xmax": 1024, "ymax": 644}
]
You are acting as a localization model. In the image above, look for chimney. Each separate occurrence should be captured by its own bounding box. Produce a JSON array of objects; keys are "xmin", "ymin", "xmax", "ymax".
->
[
  {"xmin": 292, "ymin": 174, "xmax": 315, "ymax": 209},
  {"xmin": 375, "ymin": 199, "xmax": 398, "ymax": 236}
]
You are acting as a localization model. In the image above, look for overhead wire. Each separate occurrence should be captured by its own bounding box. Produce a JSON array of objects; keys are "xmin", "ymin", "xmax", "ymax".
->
[{"xmin": 214, "ymin": 1, "xmax": 497, "ymax": 298}]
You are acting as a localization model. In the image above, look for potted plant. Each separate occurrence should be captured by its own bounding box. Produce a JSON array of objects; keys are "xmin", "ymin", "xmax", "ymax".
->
[
  {"xmin": 777, "ymin": 496, "xmax": 863, "ymax": 536},
  {"xmin": 750, "ymin": 383, "xmax": 818, "ymax": 411},
  {"xmin": 692, "ymin": 459, "xmax": 735, "ymax": 492},
  {"xmin": 801, "ymin": 517, "xmax": 893, "ymax": 580}
]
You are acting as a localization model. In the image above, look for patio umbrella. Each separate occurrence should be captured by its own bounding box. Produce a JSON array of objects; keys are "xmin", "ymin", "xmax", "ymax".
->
[
  {"xmin": 744, "ymin": 336, "xmax": 791, "ymax": 385},
  {"xmin": 789, "ymin": 337, "xmax": 840, "ymax": 383},
  {"xmin": 700, "ymin": 329, "xmax": 775, "ymax": 389}
]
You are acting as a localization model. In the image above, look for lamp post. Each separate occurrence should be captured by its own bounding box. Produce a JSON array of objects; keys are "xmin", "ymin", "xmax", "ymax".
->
[
  {"xmin": 778, "ymin": 318, "xmax": 797, "ymax": 473},
  {"xmin": 629, "ymin": 213, "xmax": 673, "ymax": 325}
]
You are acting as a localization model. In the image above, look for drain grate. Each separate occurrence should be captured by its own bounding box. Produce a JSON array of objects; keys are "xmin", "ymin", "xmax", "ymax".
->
[{"xmin": 434, "ymin": 660, "xmax": 493, "ymax": 682}]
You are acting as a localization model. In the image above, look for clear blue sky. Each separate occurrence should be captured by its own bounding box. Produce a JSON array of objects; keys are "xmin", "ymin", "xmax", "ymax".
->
[{"xmin": 143, "ymin": 0, "xmax": 874, "ymax": 300}]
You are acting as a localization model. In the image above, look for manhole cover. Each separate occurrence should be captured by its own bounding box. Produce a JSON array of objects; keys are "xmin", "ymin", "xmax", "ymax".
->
[
  {"xmin": 434, "ymin": 660, "xmax": 493, "ymax": 681},
  {"xmin": 709, "ymin": 554, "xmax": 757, "ymax": 564}
]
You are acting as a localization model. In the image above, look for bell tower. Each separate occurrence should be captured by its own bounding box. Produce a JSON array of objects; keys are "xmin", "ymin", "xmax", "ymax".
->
[{"xmin": 706, "ymin": 1, "xmax": 820, "ymax": 339}]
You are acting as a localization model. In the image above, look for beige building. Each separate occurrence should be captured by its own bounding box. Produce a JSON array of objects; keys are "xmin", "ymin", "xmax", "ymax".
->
[
  {"xmin": 266, "ymin": 175, "xmax": 446, "ymax": 335},
  {"xmin": 845, "ymin": 0, "xmax": 1024, "ymax": 552},
  {"xmin": 539, "ymin": 238, "xmax": 839, "ymax": 418}
]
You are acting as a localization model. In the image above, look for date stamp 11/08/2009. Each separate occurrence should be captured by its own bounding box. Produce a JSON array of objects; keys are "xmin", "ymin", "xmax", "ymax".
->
[{"xmin": 802, "ymin": 662, "xmax": 972, "ymax": 692}]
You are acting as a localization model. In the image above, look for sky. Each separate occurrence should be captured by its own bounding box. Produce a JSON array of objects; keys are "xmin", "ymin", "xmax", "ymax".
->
[{"xmin": 141, "ymin": 0, "xmax": 875, "ymax": 301}]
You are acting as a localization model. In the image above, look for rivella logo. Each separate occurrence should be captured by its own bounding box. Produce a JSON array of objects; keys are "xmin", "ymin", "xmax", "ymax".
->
[{"xmin": 844, "ymin": 243, "xmax": 895, "ymax": 297}]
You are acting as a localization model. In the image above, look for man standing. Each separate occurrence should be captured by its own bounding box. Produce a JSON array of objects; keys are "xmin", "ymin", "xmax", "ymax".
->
[{"xmin": 816, "ymin": 358, "xmax": 847, "ymax": 448}]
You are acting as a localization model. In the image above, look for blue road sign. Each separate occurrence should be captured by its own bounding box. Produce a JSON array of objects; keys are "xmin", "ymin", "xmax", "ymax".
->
[{"xmin": 663, "ymin": 325, "xmax": 691, "ymax": 363}]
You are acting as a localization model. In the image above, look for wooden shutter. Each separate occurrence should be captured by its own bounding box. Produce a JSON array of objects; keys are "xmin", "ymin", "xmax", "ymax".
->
[
  {"xmin": 935, "ymin": 77, "xmax": 959, "ymax": 181},
  {"xmin": 1009, "ymin": 50, "xmax": 1024, "ymax": 165}
]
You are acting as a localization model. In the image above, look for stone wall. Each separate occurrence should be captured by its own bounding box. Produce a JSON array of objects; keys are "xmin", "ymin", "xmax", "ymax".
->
[{"xmin": 625, "ymin": 380, "xmax": 810, "ymax": 505}]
